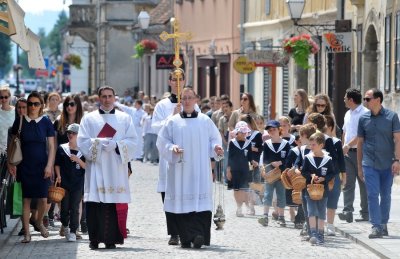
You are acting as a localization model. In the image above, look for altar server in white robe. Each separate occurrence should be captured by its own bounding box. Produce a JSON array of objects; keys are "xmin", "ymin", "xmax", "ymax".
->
[
  {"xmin": 152, "ymin": 68, "xmax": 200, "ymax": 245},
  {"xmin": 157, "ymin": 87, "xmax": 224, "ymax": 249},
  {"xmin": 77, "ymin": 86, "xmax": 137, "ymax": 250}
]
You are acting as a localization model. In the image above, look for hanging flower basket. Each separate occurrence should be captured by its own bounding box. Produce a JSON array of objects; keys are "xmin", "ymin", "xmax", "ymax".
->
[
  {"xmin": 133, "ymin": 39, "xmax": 158, "ymax": 58},
  {"xmin": 283, "ymin": 34, "xmax": 319, "ymax": 69},
  {"xmin": 64, "ymin": 53, "xmax": 82, "ymax": 69}
]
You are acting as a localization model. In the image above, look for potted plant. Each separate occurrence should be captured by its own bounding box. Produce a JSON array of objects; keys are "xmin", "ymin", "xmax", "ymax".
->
[
  {"xmin": 283, "ymin": 34, "xmax": 319, "ymax": 69},
  {"xmin": 64, "ymin": 53, "xmax": 82, "ymax": 69},
  {"xmin": 133, "ymin": 39, "xmax": 158, "ymax": 58}
]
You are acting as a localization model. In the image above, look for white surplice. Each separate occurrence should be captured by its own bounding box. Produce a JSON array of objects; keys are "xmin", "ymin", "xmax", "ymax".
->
[
  {"xmin": 156, "ymin": 113, "xmax": 222, "ymax": 213},
  {"xmin": 77, "ymin": 109, "xmax": 137, "ymax": 203}
]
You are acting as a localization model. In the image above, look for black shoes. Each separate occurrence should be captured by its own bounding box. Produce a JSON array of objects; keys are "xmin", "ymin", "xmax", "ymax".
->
[
  {"xmin": 105, "ymin": 244, "xmax": 116, "ymax": 249},
  {"xmin": 338, "ymin": 212, "xmax": 353, "ymax": 223},
  {"xmin": 89, "ymin": 242, "xmax": 99, "ymax": 250},
  {"xmin": 193, "ymin": 235, "xmax": 204, "ymax": 249},
  {"xmin": 382, "ymin": 224, "xmax": 389, "ymax": 236},
  {"xmin": 168, "ymin": 235, "xmax": 180, "ymax": 245},
  {"xmin": 80, "ymin": 221, "xmax": 88, "ymax": 233},
  {"xmin": 354, "ymin": 216, "xmax": 369, "ymax": 222},
  {"xmin": 368, "ymin": 227, "xmax": 383, "ymax": 239},
  {"xmin": 181, "ymin": 242, "xmax": 191, "ymax": 248}
]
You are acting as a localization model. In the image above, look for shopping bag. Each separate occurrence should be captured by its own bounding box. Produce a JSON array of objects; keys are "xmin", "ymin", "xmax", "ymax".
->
[{"xmin": 12, "ymin": 182, "xmax": 22, "ymax": 216}]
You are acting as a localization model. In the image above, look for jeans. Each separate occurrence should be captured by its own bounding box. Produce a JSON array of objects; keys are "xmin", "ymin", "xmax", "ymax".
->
[
  {"xmin": 305, "ymin": 196, "xmax": 328, "ymax": 220},
  {"xmin": 343, "ymin": 151, "xmax": 368, "ymax": 216},
  {"xmin": 363, "ymin": 166, "xmax": 393, "ymax": 229},
  {"xmin": 61, "ymin": 189, "xmax": 82, "ymax": 233},
  {"xmin": 327, "ymin": 175, "xmax": 341, "ymax": 209},
  {"xmin": 263, "ymin": 180, "xmax": 286, "ymax": 208}
]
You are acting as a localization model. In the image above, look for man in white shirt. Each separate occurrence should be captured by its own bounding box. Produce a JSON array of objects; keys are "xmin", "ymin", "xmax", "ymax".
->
[{"xmin": 339, "ymin": 88, "xmax": 369, "ymax": 223}]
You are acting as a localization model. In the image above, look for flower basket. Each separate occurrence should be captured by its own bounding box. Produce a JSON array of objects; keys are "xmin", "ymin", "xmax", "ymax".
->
[
  {"xmin": 64, "ymin": 53, "xmax": 82, "ymax": 69},
  {"xmin": 283, "ymin": 34, "xmax": 319, "ymax": 69},
  {"xmin": 133, "ymin": 39, "xmax": 158, "ymax": 58}
]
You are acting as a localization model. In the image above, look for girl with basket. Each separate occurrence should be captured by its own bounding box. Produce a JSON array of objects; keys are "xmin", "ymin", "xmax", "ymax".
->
[
  {"xmin": 258, "ymin": 120, "xmax": 290, "ymax": 227},
  {"xmin": 301, "ymin": 132, "xmax": 335, "ymax": 246},
  {"xmin": 226, "ymin": 121, "xmax": 258, "ymax": 217},
  {"xmin": 55, "ymin": 123, "xmax": 86, "ymax": 242}
]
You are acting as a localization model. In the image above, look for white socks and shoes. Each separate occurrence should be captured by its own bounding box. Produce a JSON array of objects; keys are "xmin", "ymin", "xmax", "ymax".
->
[{"xmin": 326, "ymin": 224, "xmax": 336, "ymax": 236}]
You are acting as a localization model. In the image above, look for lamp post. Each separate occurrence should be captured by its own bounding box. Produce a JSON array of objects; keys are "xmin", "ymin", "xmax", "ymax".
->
[
  {"xmin": 137, "ymin": 10, "xmax": 150, "ymax": 96},
  {"xmin": 286, "ymin": 0, "xmax": 335, "ymax": 94},
  {"xmin": 138, "ymin": 11, "xmax": 150, "ymax": 30}
]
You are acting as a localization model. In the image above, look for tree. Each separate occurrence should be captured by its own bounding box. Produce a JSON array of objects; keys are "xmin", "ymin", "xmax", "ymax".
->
[
  {"xmin": 47, "ymin": 10, "xmax": 68, "ymax": 56},
  {"xmin": 0, "ymin": 33, "xmax": 12, "ymax": 78}
]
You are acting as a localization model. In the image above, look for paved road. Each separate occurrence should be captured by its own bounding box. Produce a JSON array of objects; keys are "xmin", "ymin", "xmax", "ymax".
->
[{"xmin": 0, "ymin": 161, "xmax": 378, "ymax": 258}]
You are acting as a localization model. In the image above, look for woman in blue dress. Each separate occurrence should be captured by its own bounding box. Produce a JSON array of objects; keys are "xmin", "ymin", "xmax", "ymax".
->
[{"xmin": 9, "ymin": 91, "xmax": 55, "ymax": 243}]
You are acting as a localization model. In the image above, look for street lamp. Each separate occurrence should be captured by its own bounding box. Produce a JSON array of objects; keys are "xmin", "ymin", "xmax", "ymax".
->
[
  {"xmin": 138, "ymin": 11, "xmax": 150, "ymax": 30},
  {"xmin": 286, "ymin": 0, "xmax": 305, "ymax": 25}
]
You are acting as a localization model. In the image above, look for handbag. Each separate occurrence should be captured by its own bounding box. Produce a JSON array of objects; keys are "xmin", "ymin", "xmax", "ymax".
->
[
  {"xmin": 8, "ymin": 116, "xmax": 23, "ymax": 166},
  {"xmin": 12, "ymin": 181, "xmax": 23, "ymax": 216}
]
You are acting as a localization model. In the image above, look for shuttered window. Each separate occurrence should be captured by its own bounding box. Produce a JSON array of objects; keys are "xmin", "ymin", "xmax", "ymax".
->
[
  {"xmin": 263, "ymin": 67, "xmax": 271, "ymax": 119},
  {"xmin": 282, "ymin": 66, "xmax": 289, "ymax": 116}
]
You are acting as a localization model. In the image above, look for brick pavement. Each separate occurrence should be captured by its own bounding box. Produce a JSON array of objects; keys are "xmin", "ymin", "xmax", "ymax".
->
[{"xmin": 0, "ymin": 161, "xmax": 379, "ymax": 258}]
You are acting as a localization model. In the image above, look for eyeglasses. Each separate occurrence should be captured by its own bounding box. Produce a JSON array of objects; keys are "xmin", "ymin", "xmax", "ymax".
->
[
  {"xmin": 0, "ymin": 96, "xmax": 9, "ymax": 99},
  {"xmin": 27, "ymin": 101, "xmax": 41, "ymax": 107},
  {"xmin": 241, "ymin": 97, "xmax": 248, "ymax": 101},
  {"xmin": 65, "ymin": 102, "xmax": 76, "ymax": 107},
  {"xmin": 363, "ymin": 97, "xmax": 374, "ymax": 102},
  {"xmin": 315, "ymin": 104, "xmax": 326, "ymax": 108}
]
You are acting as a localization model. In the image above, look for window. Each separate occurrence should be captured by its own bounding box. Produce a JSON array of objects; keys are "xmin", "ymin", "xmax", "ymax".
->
[
  {"xmin": 282, "ymin": 67, "xmax": 289, "ymax": 116},
  {"xmin": 396, "ymin": 12, "xmax": 400, "ymax": 91},
  {"xmin": 385, "ymin": 14, "xmax": 391, "ymax": 92},
  {"xmin": 265, "ymin": 0, "xmax": 271, "ymax": 15}
]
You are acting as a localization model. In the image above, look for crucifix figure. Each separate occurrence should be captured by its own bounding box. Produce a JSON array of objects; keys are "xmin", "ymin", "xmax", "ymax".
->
[{"xmin": 160, "ymin": 17, "xmax": 192, "ymax": 103}]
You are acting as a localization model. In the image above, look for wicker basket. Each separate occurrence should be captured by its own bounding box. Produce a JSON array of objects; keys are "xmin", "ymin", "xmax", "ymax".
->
[
  {"xmin": 307, "ymin": 176, "xmax": 324, "ymax": 201},
  {"xmin": 263, "ymin": 166, "xmax": 282, "ymax": 184},
  {"xmin": 281, "ymin": 169, "xmax": 293, "ymax": 189},
  {"xmin": 291, "ymin": 173, "xmax": 306, "ymax": 191},
  {"xmin": 292, "ymin": 190, "xmax": 302, "ymax": 205},
  {"xmin": 249, "ymin": 182, "xmax": 265, "ymax": 194},
  {"xmin": 48, "ymin": 182, "xmax": 65, "ymax": 203}
]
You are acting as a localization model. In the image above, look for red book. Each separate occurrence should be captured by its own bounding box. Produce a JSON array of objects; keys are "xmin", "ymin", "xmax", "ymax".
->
[{"xmin": 97, "ymin": 123, "xmax": 116, "ymax": 138}]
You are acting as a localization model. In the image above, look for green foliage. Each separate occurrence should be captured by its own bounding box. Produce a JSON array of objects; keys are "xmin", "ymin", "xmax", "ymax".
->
[
  {"xmin": 65, "ymin": 53, "xmax": 82, "ymax": 69},
  {"xmin": 133, "ymin": 43, "xmax": 146, "ymax": 58},
  {"xmin": 47, "ymin": 10, "xmax": 68, "ymax": 56},
  {"xmin": 0, "ymin": 33, "xmax": 12, "ymax": 75}
]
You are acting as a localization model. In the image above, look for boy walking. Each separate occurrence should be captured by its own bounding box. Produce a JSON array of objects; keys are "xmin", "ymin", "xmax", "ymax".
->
[{"xmin": 55, "ymin": 124, "xmax": 86, "ymax": 242}]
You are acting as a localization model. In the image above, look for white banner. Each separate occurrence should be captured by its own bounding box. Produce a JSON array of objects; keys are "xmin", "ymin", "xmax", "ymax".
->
[
  {"xmin": 27, "ymin": 29, "xmax": 45, "ymax": 69},
  {"xmin": 8, "ymin": 0, "xmax": 29, "ymax": 51}
]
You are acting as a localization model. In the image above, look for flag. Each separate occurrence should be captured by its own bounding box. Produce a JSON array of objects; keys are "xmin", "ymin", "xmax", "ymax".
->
[
  {"xmin": 26, "ymin": 29, "xmax": 45, "ymax": 69},
  {"xmin": 8, "ymin": 0, "xmax": 29, "ymax": 51}
]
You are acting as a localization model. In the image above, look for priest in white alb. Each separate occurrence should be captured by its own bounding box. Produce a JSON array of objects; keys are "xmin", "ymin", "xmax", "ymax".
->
[
  {"xmin": 157, "ymin": 87, "xmax": 224, "ymax": 249},
  {"xmin": 77, "ymin": 86, "xmax": 137, "ymax": 250}
]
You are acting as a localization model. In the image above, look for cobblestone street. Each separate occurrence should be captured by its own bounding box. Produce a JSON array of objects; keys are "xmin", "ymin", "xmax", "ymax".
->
[{"xmin": 0, "ymin": 161, "xmax": 379, "ymax": 258}]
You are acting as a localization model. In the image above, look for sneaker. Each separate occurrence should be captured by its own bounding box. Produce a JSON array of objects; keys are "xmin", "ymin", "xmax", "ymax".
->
[
  {"xmin": 338, "ymin": 211, "xmax": 353, "ymax": 223},
  {"xmin": 382, "ymin": 224, "xmax": 389, "ymax": 236},
  {"xmin": 326, "ymin": 224, "xmax": 336, "ymax": 236},
  {"xmin": 49, "ymin": 218, "xmax": 55, "ymax": 228},
  {"xmin": 64, "ymin": 227, "xmax": 70, "ymax": 241},
  {"xmin": 278, "ymin": 216, "xmax": 286, "ymax": 227},
  {"xmin": 300, "ymin": 223, "xmax": 308, "ymax": 236},
  {"xmin": 368, "ymin": 227, "xmax": 383, "ymax": 239},
  {"xmin": 309, "ymin": 232, "xmax": 318, "ymax": 245},
  {"xmin": 59, "ymin": 225, "xmax": 65, "ymax": 237},
  {"xmin": 43, "ymin": 216, "xmax": 49, "ymax": 228},
  {"xmin": 76, "ymin": 232, "xmax": 82, "ymax": 240},
  {"xmin": 294, "ymin": 222, "xmax": 303, "ymax": 229},
  {"xmin": 271, "ymin": 211, "xmax": 279, "ymax": 220},
  {"xmin": 236, "ymin": 208, "xmax": 244, "ymax": 217},
  {"xmin": 68, "ymin": 232, "xmax": 76, "ymax": 242},
  {"xmin": 247, "ymin": 207, "xmax": 255, "ymax": 216},
  {"xmin": 258, "ymin": 217, "xmax": 268, "ymax": 227},
  {"xmin": 316, "ymin": 233, "xmax": 325, "ymax": 245},
  {"xmin": 168, "ymin": 235, "xmax": 180, "ymax": 245}
]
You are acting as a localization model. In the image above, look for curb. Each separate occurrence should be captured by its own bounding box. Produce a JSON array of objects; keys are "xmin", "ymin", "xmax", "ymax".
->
[
  {"xmin": 0, "ymin": 217, "xmax": 20, "ymax": 250},
  {"xmin": 335, "ymin": 225, "xmax": 399, "ymax": 259}
]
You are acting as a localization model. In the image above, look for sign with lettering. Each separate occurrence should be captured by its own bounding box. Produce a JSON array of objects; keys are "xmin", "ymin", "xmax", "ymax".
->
[
  {"xmin": 233, "ymin": 56, "xmax": 256, "ymax": 74},
  {"xmin": 156, "ymin": 54, "xmax": 184, "ymax": 70},
  {"xmin": 322, "ymin": 32, "xmax": 352, "ymax": 53}
]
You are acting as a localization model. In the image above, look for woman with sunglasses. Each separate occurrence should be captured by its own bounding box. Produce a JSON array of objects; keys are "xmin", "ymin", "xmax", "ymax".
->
[
  {"xmin": 44, "ymin": 92, "xmax": 62, "ymax": 123},
  {"xmin": 308, "ymin": 94, "xmax": 341, "ymax": 138},
  {"xmin": 228, "ymin": 93, "xmax": 258, "ymax": 133},
  {"xmin": 54, "ymin": 95, "xmax": 84, "ymax": 146},
  {"xmin": 8, "ymin": 91, "xmax": 55, "ymax": 243}
]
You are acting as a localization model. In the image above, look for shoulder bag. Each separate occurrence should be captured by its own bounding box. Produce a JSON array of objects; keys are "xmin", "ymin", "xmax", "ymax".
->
[{"xmin": 8, "ymin": 116, "xmax": 23, "ymax": 166}]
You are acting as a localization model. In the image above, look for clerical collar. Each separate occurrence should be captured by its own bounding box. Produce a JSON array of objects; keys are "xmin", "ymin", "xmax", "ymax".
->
[
  {"xmin": 169, "ymin": 94, "xmax": 178, "ymax": 103},
  {"xmin": 180, "ymin": 110, "xmax": 198, "ymax": 118},
  {"xmin": 99, "ymin": 108, "xmax": 115, "ymax": 114}
]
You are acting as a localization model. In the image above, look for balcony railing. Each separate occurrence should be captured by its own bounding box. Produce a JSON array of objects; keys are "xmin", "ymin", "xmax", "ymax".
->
[{"xmin": 69, "ymin": 4, "xmax": 96, "ymax": 28}]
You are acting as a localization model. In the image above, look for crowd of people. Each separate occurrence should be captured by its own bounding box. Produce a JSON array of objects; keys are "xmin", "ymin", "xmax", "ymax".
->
[{"xmin": 1, "ymin": 70, "xmax": 400, "ymax": 249}]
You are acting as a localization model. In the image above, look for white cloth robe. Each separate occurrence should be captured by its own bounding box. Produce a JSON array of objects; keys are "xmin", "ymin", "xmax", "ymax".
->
[
  {"xmin": 151, "ymin": 98, "xmax": 200, "ymax": 192},
  {"xmin": 77, "ymin": 109, "xmax": 137, "ymax": 203},
  {"xmin": 156, "ymin": 113, "xmax": 222, "ymax": 214}
]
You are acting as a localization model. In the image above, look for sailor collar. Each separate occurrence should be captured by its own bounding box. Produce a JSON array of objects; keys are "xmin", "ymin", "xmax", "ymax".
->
[
  {"xmin": 305, "ymin": 153, "xmax": 331, "ymax": 169},
  {"xmin": 232, "ymin": 138, "xmax": 252, "ymax": 150},
  {"xmin": 180, "ymin": 110, "xmax": 198, "ymax": 118},
  {"xmin": 265, "ymin": 139, "xmax": 288, "ymax": 153},
  {"xmin": 25, "ymin": 115, "xmax": 44, "ymax": 123},
  {"xmin": 248, "ymin": 130, "xmax": 260, "ymax": 141},
  {"xmin": 60, "ymin": 143, "xmax": 83, "ymax": 158}
]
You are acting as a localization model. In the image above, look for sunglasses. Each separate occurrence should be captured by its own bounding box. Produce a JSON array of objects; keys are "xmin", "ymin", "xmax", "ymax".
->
[
  {"xmin": 0, "ymin": 96, "xmax": 9, "ymax": 100},
  {"xmin": 65, "ymin": 102, "xmax": 76, "ymax": 107},
  {"xmin": 241, "ymin": 97, "xmax": 248, "ymax": 101},
  {"xmin": 27, "ymin": 101, "xmax": 41, "ymax": 107},
  {"xmin": 363, "ymin": 97, "xmax": 374, "ymax": 102},
  {"xmin": 315, "ymin": 104, "xmax": 326, "ymax": 108}
]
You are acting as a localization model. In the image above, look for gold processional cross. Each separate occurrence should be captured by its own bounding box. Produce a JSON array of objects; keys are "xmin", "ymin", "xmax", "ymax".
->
[{"xmin": 160, "ymin": 18, "xmax": 192, "ymax": 103}]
